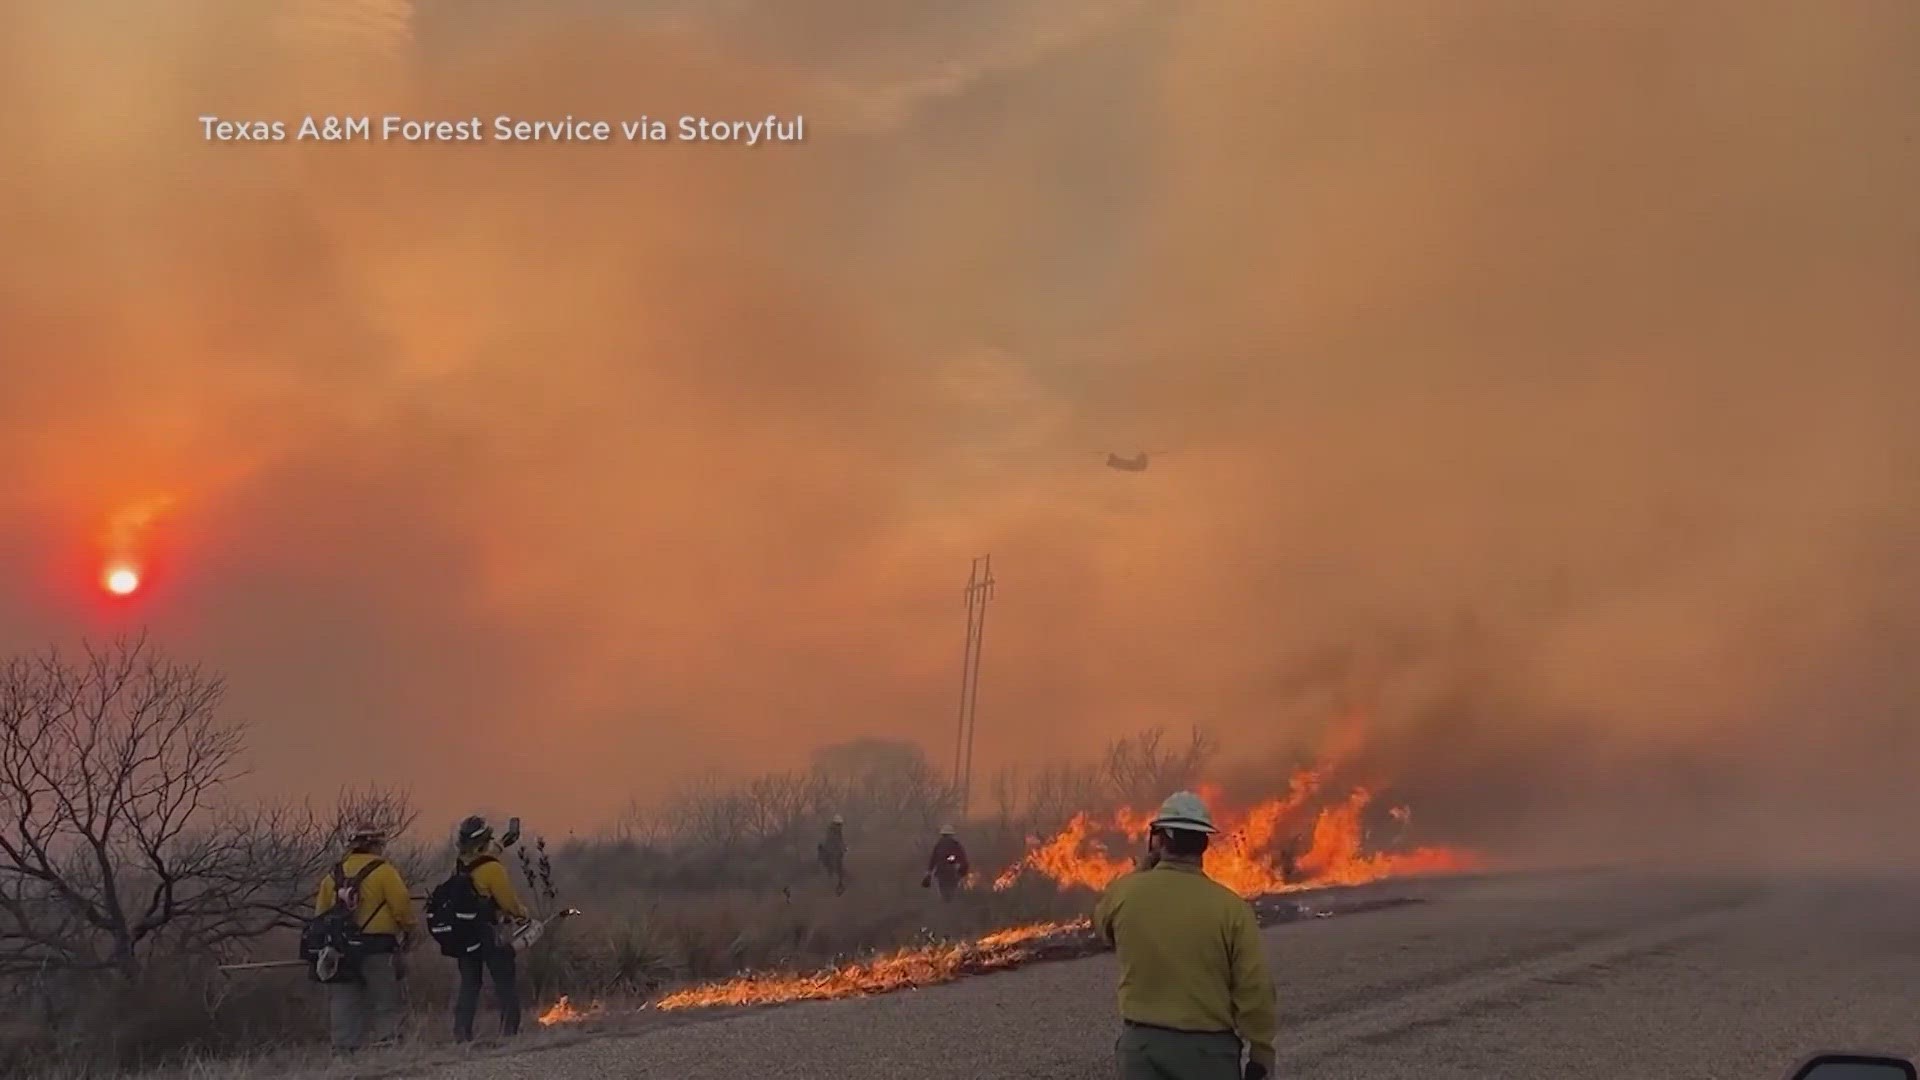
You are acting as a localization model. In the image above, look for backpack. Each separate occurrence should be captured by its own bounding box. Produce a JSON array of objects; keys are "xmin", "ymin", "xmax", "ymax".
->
[
  {"xmin": 299, "ymin": 858, "xmax": 387, "ymax": 983},
  {"xmin": 426, "ymin": 856, "xmax": 501, "ymax": 958}
]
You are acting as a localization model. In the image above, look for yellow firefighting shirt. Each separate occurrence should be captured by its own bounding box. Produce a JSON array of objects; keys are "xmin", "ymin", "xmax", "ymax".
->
[
  {"xmin": 314, "ymin": 852, "xmax": 416, "ymax": 936},
  {"xmin": 460, "ymin": 848, "xmax": 529, "ymax": 920},
  {"xmin": 1093, "ymin": 860, "xmax": 1279, "ymax": 1068}
]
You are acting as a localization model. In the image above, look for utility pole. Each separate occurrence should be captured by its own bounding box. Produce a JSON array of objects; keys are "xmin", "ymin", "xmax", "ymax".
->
[{"xmin": 951, "ymin": 554, "xmax": 995, "ymax": 816}]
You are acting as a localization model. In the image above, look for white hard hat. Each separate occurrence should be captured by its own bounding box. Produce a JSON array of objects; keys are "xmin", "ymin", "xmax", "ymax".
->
[
  {"xmin": 831, "ymin": 814, "xmax": 845, "ymax": 824},
  {"xmin": 940, "ymin": 824, "xmax": 956, "ymax": 836},
  {"xmin": 1149, "ymin": 790, "xmax": 1217, "ymax": 835}
]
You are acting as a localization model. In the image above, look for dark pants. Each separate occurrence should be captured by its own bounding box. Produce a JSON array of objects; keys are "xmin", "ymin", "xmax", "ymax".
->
[
  {"xmin": 933, "ymin": 868, "xmax": 962, "ymax": 901},
  {"xmin": 454, "ymin": 947, "xmax": 520, "ymax": 1042},
  {"xmin": 819, "ymin": 851, "xmax": 847, "ymax": 894},
  {"xmin": 1116, "ymin": 1023, "xmax": 1243, "ymax": 1080}
]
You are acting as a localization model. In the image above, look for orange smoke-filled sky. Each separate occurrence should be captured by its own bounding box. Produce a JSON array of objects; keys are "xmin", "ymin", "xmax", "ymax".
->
[{"xmin": 2, "ymin": 1, "xmax": 1917, "ymax": 834}]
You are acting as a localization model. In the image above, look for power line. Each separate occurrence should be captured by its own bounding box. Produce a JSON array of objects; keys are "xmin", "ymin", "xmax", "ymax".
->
[{"xmin": 951, "ymin": 554, "xmax": 994, "ymax": 815}]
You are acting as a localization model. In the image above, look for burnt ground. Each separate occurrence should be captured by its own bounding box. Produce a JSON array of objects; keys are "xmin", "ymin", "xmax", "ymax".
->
[{"xmin": 369, "ymin": 868, "xmax": 1920, "ymax": 1080}]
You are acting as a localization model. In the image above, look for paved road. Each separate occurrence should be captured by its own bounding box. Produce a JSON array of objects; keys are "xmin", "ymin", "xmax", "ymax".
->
[{"xmin": 424, "ymin": 868, "xmax": 1920, "ymax": 1080}]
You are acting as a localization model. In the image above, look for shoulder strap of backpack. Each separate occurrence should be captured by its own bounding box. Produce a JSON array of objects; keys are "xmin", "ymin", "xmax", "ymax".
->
[
  {"xmin": 445, "ymin": 854, "xmax": 495, "ymax": 883},
  {"xmin": 349, "ymin": 860, "xmax": 388, "ymax": 932}
]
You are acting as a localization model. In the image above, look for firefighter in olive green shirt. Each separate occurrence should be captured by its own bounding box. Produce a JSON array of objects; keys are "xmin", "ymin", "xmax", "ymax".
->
[{"xmin": 1095, "ymin": 791, "xmax": 1278, "ymax": 1080}]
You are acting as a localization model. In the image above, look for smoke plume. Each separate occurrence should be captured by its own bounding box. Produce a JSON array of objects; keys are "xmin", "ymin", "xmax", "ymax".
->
[{"xmin": 3, "ymin": 2, "xmax": 1916, "ymax": 846}]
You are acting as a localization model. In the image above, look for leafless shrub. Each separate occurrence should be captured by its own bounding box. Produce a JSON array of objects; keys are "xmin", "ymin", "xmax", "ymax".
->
[
  {"xmin": 325, "ymin": 786, "xmax": 417, "ymax": 851},
  {"xmin": 602, "ymin": 739, "xmax": 958, "ymax": 893},
  {"xmin": 1103, "ymin": 726, "xmax": 1217, "ymax": 805},
  {"xmin": 0, "ymin": 636, "xmax": 417, "ymax": 982},
  {"xmin": 0, "ymin": 636, "xmax": 260, "ymax": 979}
]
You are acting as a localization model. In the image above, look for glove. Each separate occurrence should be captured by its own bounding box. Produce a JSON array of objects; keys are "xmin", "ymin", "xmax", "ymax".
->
[
  {"xmin": 920, "ymin": 874, "xmax": 931, "ymax": 888},
  {"xmin": 1243, "ymin": 1062, "xmax": 1270, "ymax": 1080}
]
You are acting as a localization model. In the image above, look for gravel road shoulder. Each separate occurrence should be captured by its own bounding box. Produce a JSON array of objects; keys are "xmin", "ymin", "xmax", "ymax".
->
[{"xmin": 396, "ymin": 868, "xmax": 1920, "ymax": 1080}]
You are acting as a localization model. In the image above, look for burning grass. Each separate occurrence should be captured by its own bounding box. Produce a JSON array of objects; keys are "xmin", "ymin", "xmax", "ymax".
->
[
  {"xmin": 28, "ymin": 724, "xmax": 1485, "ymax": 1072},
  {"xmin": 994, "ymin": 778, "xmax": 1483, "ymax": 898},
  {"xmin": 536, "ymin": 995, "xmax": 607, "ymax": 1026},
  {"xmin": 653, "ymin": 921, "xmax": 1076, "ymax": 1011},
  {"xmin": 635, "ymin": 725, "xmax": 1487, "ymax": 1016},
  {"xmin": 646, "ymin": 886, "xmax": 1430, "ymax": 1013}
]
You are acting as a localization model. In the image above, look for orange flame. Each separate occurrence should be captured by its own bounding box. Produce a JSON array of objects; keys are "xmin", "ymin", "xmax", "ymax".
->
[
  {"xmin": 654, "ymin": 921, "xmax": 1080, "ymax": 1011},
  {"xmin": 655, "ymin": 719, "xmax": 1479, "ymax": 1015},
  {"xmin": 994, "ymin": 771, "xmax": 1482, "ymax": 898},
  {"xmin": 650, "ymin": 789, "xmax": 1473, "ymax": 1012},
  {"xmin": 536, "ymin": 995, "xmax": 604, "ymax": 1026},
  {"xmin": 649, "ymin": 831, "xmax": 1461, "ymax": 1016}
]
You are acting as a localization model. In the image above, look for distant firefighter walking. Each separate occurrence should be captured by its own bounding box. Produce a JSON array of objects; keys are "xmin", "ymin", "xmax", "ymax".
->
[
  {"xmin": 818, "ymin": 815, "xmax": 849, "ymax": 895},
  {"xmin": 921, "ymin": 825, "xmax": 971, "ymax": 901}
]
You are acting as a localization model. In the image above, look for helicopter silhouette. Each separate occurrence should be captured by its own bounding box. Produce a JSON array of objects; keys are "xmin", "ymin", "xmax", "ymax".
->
[
  {"xmin": 1106, "ymin": 448, "xmax": 1184, "ymax": 472},
  {"xmin": 962, "ymin": 445, "xmax": 1181, "ymax": 474}
]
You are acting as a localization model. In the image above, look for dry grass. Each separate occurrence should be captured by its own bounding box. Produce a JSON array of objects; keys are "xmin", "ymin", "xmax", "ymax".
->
[
  {"xmin": 0, "ymin": 725, "xmax": 1451, "ymax": 1078},
  {"xmin": 22, "ymin": 878, "xmax": 1428, "ymax": 1080},
  {"xmin": 0, "ymin": 837, "xmax": 1093, "ymax": 1079}
]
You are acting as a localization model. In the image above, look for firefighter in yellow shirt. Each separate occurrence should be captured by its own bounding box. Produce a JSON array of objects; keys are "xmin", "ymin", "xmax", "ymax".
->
[
  {"xmin": 1094, "ymin": 791, "xmax": 1278, "ymax": 1080},
  {"xmin": 313, "ymin": 825, "xmax": 417, "ymax": 1051},
  {"xmin": 451, "ymin": 815, "xmax": 530, "ymax": 1042}
]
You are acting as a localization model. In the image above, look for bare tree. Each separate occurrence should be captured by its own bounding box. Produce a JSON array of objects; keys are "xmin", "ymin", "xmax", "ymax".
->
[
  {"xmin": 984, "ymin": 763, "xmax": 1109, "ymax": 834},
  {"xmin": 1104, "ymin": 726, "xmax": 1218, "ymax": 805},
  {"xmin": 988, "ymin": 765, "xmax": 1022, "ymax": 826},
  {"xmin": 326, "ymin": 785, "xmax": 417, "ymax": 849},
  {"xmin": 0, "ymin": 636, "xmax": 366, "ymax": 979},
  {"xmin": 657, "ymin": 773, "xmax": 755, "ymax": 860},
  {"xmin": 1023, "ymin": 763, "xmax": 1107, "ymax": 828},
  {"xmin": 738, "ymin": 772, "xmax": 818, "ymax": 846},
  {"xmin": 200, "ymin": 785, "xmax": 421, "ymax": 952},
  {"xmin": 610, "ymin": 738, "xmax": 962, "ymax": 891}
]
